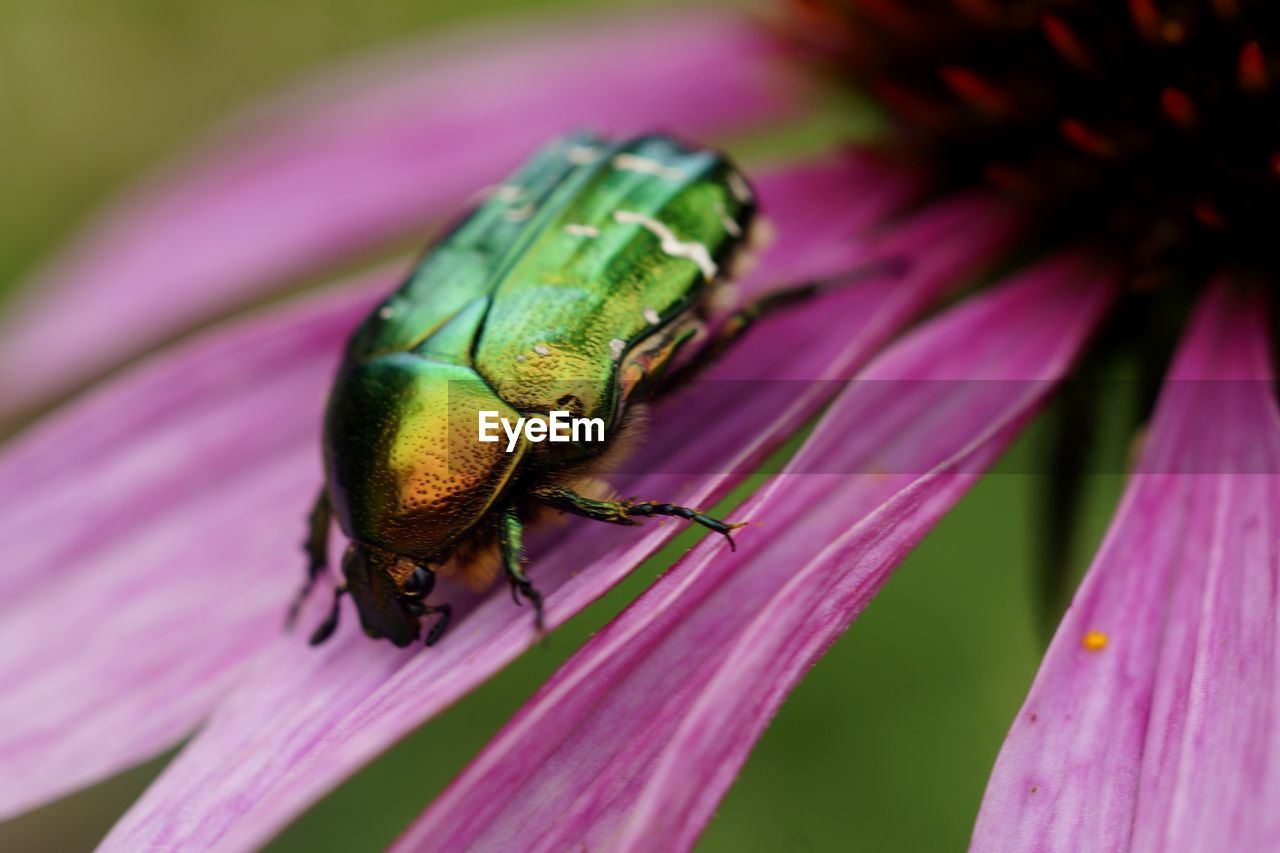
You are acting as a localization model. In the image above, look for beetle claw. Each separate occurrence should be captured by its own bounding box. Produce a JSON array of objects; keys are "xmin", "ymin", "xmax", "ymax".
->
[
  {"xmin": 525, "ymin": 584, "xmax": 546, "ymax": 631},
  {"xmin": 308, "ymin": 617, "xmax": 338, "ymax": 646},
  {"xmin": 532, "ymin": 600, "xmax": 546, "ymax": 632},
  {"xmin": 506, "ymin": 579, "xmax": 545, "ymax": 629},
  {"xmin": 424, "ymin": 604, "xmax": 452, "ymax": 646},
  {"xmin": 722, "ymin": 521, "xmax": 749, "ymax": 552},
  {"xmin": 306, "ymin": 583, "xmax": 347, "ymax": 645}
]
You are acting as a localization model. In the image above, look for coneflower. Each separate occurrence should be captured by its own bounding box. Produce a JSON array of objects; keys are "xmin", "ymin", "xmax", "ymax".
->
[{"xmin": 0, "ymin": 4, "xmax": 1275, "ymax": 851}]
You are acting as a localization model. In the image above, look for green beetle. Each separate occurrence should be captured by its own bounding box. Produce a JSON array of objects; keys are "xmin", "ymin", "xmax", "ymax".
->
[{"xmin": 295, "ymin": 132, "xmax": 781, "ymax": 647}]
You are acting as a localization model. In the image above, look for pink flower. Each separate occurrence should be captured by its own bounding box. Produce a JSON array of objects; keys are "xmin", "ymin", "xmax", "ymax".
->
[{"xmin": 3, "ymin": 4, "xmax": 1276, "ymax": 850}]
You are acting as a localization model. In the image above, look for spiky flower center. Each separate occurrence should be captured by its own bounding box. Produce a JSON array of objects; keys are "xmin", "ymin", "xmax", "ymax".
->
[{"xmin": 791, "ymin": 0, "xmax": 1279, "ymax": 278}]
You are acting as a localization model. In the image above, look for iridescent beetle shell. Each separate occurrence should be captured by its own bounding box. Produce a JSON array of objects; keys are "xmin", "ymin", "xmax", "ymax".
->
[{"xmin": 300, "ymin": 132, "xmax": 760, "ymax": 646}]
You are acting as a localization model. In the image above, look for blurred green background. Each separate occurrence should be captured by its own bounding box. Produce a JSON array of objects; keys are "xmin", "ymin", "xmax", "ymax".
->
[{"xmin": 0, "ymin": 0, "xmax": 1130, "ymax": 849}]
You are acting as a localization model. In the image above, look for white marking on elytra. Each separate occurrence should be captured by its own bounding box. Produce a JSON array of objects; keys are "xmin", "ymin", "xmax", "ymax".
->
[
  {"xmin": 610, "ymin": 338, "xmax": 627, "ymax": 360},
  {"xmin": 613, "ymin": 210, "xmax": 718, "ymax": 281},
  {"xmin": 643, "ymin": 307, "xmax": 661, "ymax": 325},
  {"xmin": 515, "ymin": 354, "xmax": 527, "ymax": 363},
  {"xmin": 504, "ymin": 204, "xmax": 534, "ymax": 222},
  {"xmin": 378, "ymin": 305, "xmax": 395, "ymax": 320},
  {"xmin": 533, "ymin": 344, "xmax": 551, "ymax": 357},
  {"xmin": 492, "ymin": 185, "xmax": 523, "ymax": 203},
  {"xmin": 567, "ymin": 145, "xmax": 601, "ymax": 164},
  {"xmin": 717, "ymin": 202, "xmax": 743, "ymax": 237},
  {"xmin": 612, "ymin": 153, "xmax": 687, "ymax": 181},
  {"xmin": 727, "ymin": 172, "xmax": 752, "ymax": 203},
  {"xmin": 564, "ymin": 223, "xmax": 600, "ymax": 238}
]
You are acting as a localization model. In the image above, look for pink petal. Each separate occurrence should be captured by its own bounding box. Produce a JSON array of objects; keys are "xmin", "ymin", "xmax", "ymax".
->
[
  {"xmin": 0, "ymin": 11, "xmax": 793, "ymax": 419},
  {"xmin": 0, "ymin": 278, "xmax": 382, "ymax": 821},
  {"xmin": 98, "ymin": 189, "xmax": 1017, "ymax": 849},
  {"xmin": 396, "ymin": 253, "xmax": 1118, "ymax": 852},
  {"xmin": 0, "ymin": 159, "xmax": 959, "ymax": 821},
  {"xmin": 973, "ymin": 280, "xmax": 1280, "ymax": 851}
]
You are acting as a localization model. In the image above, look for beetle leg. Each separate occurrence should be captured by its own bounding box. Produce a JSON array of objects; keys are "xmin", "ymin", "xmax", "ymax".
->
[
  {"xmin": 288, "ymin": 487, "xmax": 332, "ymax": 628},
  {"xmin": 623, "ymin": 324, "xmax": 702, "ymax": 401},
  {"xmin": 531, "ymin": 485, "xmax": 745, "ymax": 551},
  {"xmin": 652, "ymin": 256, "xmax": 910, "ymax": 398},
  {"xmin": 622, "ymin": 501, "xmax": 746, "ymax": 550},
  {"xmin": 399, "ymin": 567, "xmax": 452, "ymax": 645},
  {"xmin": 308, "ymin": 582, "xmax": 348, "ymax": 646},
  {"xmin": 498, "ymin": 505, "xmax": 544, "ymax": 630},
  {"xmin": 424, "ymin": 603, "xmax": 452, "ymax": 646}
]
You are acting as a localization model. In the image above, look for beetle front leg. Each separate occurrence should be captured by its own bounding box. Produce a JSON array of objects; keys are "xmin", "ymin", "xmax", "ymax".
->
[
  {"xmin": 403, "ymin": 598, "xmax": 453, "ymax": 646},
  {"xmin": 531, "ymin": 485, "xmax": 744, "ymax": 550},
  {"xmin": 654, "ymin": 257, "xmax": 910, "ymax": 397},
  {"xmin": 307, "ymin": 582, "xmax": 347, "ymax": 645},
  {"xmin": 498, "ymin": 506, "xmax": 544, "ymax": 630},
  {"xmin": 397, "ymin": 565, "xmax": 452, "ymax": 646},
  {"xmin": 288, "ymin": 487, "xmax": 331, "ymax": 628}
]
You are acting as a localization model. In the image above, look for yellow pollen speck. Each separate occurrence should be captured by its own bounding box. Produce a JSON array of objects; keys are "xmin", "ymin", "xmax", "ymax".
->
[{"xmin": 1082, "ymin": 630, "xmax": 1108, "ymax": 652}]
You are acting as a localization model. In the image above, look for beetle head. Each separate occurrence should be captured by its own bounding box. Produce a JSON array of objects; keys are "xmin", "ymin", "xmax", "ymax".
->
[{"xmin": 341, "ymin": 543, "xmax": 432, "ymax": 647}]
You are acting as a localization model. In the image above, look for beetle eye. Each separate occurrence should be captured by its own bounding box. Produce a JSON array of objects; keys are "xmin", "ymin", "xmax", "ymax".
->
[{"xmin": 401, "ymin": 566, "xmax": 435, "ymax": 600}]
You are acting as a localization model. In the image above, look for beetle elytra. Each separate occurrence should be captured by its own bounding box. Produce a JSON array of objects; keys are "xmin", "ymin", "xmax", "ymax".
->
[{"xmin": 295, "ymin": 132, "xmax": 809, "ymax": 647}]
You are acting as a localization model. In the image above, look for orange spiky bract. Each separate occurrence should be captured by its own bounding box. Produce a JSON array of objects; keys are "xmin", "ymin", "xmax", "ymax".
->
[{"xmin": 786, "ymin": 0, "xmax": 1280, "ymax": 279}]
